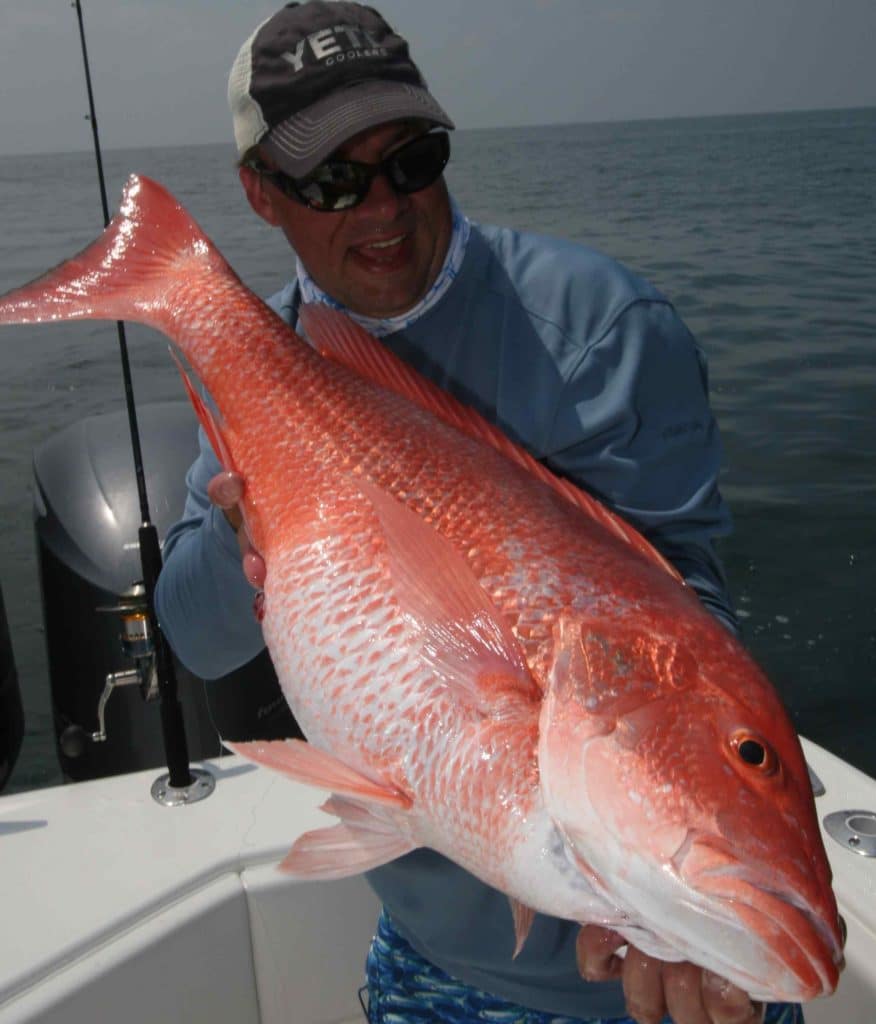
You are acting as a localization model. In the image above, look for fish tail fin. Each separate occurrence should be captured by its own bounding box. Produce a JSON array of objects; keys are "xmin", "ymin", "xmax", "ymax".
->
[{"xmin": 0, "ymin": 174, "xmax": 227, "ymax": 333}]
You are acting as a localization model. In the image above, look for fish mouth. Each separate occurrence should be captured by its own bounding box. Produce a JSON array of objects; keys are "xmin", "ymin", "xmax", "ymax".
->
[{"xmin": 677, "ymin": 833, "xmax": 843, "ymax": 1001}]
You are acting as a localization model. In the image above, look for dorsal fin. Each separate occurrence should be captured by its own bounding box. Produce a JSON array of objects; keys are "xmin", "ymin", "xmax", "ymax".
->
[{"xmin": 299, "ymin": 304, "xmax": 682, "ymax": 584}]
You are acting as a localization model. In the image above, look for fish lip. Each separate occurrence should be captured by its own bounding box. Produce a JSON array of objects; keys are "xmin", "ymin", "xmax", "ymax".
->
[
  {"xmin": 679, "ymin": 835, "xmax": 842, "ymax": 998},
  {"xmin": 558, "ymin": 825, "xmax": 836, "ymax": 998},
  {"xmin": 708, "ymin": 881, "xmax": 840, "ymax": 999}
]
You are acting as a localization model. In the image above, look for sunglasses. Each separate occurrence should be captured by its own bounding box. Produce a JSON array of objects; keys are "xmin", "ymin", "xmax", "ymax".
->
[{"xmin": 248, "ymin": 131, "xmax": 450, "ymax": 213}]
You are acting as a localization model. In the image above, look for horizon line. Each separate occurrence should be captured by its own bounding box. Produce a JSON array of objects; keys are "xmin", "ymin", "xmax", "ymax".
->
[{"xmin": 2, "ymin": 101, "xmax": 873, "ymax": 160}]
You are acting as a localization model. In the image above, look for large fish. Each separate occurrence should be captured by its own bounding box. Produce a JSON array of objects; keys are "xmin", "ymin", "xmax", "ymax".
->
[{"xmin": 0, "ymin": 175, "xmax": 842, "ymax": 1002}]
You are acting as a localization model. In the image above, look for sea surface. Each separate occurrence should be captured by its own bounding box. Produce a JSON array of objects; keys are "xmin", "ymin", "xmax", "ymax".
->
[{"xmin": 0, "ymin": 107, "xmax": 874, "ymax": 793}]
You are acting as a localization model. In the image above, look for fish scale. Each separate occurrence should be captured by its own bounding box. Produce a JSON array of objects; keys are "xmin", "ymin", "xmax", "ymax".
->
[
  {"xmin": 262, "ymin": 550, "xmax": 543, "ymax": 902},
  {"xmin": 0, "ymin": 174, "xmax": 843, "ymax": 1003}
]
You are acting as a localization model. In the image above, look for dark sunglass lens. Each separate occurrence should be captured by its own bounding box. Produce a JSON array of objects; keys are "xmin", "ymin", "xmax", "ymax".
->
[
  {"xmin": 298, "ymin": 161, "xmax": 370, "ymax": 211},
  {"xmin": 278, "ymin": 132, "xmax": 449, "ymax": 211},
  {"xmin": 296, "ymin": 180, "xmax": 359, "ymax": 211},
  {"xmin": 389, "ymin": 134, "xmax": 449, "ymax": 194}
]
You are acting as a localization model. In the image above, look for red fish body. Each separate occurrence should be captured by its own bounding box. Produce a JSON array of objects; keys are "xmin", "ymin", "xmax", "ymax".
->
[{"xmin": 0, "ymin": 176, "xmax": 843, "ymax": 1001}]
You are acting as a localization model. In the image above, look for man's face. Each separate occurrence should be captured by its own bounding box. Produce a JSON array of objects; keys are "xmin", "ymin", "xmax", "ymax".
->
[{"xmin": 241, "ymin": 120, "xmax": 453, "ymax": 319}]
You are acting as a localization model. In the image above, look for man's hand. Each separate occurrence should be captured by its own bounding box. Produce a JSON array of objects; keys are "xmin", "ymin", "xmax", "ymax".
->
[
  {"xmin": 576, "ymin": 925, "xmax": 765, "ymax": 1024},
  {"xmin": 207, "ymin": 470, "xmax": 266, "ymax": 590}
]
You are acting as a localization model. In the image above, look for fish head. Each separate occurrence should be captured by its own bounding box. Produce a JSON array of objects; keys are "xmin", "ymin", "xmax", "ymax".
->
[{"xmin": 538, "ymin": 613, "xmax": 844, "ymax": 1002}]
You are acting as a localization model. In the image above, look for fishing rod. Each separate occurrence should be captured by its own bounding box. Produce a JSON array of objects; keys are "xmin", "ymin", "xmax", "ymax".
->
[{"xmin": 73, "ymin": 0, "xmax": 195, "ymax": 794}]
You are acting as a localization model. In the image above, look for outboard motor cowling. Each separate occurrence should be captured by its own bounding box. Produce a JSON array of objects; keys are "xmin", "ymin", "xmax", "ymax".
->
[{"xmin": 33, "ymin": 400, "xmax": 300, "ymax": 783}]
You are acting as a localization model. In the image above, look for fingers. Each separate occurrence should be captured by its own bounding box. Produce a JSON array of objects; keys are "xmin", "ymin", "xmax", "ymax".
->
[
  {"xmin": 576, "ymin": 930, "xmax": 764, "ymax": 1024},
  {"xmin": 700, "ymin": 970, "xmax": 764, "ymax": 1024},
  {"xmin": 575, "ymin": 925, "xmax": 626, "ymax": 982},
  {"xmin": 662, "ymin": 961, "xmax": 716, "ymax": 1024},
  {"xmin": 207, "ymin": 470, "xmax": 244, "ymax": 509},
  {"xmin": 622, "ymin": 948, "xmax": 668, "ymax": 1024},
  {"xmin": 208, "ymin": 471, "xmax": 245, "ymax": 532},
  {"xmin": 207, "ymin": 470, "xmax": 265, "ymax": 589},
  {"xmin": 243, "ymin": 546, "xmax": 266, "ymax": 590},
  {"xmin": 621, "ymin": 957, "xmax": 762, "ymax": 1024}
]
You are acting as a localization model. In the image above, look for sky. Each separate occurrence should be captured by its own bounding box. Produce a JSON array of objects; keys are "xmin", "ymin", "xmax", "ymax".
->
[{"xmin": 1, "ymin": 0, "xmax": 875, "ymax": 156}]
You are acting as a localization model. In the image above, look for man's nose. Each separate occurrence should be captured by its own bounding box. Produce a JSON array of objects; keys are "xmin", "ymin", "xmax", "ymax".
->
[{"xmin": 359, "ymin": 169, "xmax": 407, "ymax": 217}]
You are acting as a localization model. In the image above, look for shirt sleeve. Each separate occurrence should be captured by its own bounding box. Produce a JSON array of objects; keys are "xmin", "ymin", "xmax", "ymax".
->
[
  {"xmin": 544, "ymin": 298, "xmax": 740, "ymax": 635},
  {"xmin": 153, "ymin": 424, "xmax": 267, "ymax": 678}
]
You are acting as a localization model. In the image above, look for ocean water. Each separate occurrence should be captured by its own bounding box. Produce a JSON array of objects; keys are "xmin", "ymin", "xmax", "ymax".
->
[{"xmin": 0, "ymin": 107, "xmax": 874, "ymax": 792}]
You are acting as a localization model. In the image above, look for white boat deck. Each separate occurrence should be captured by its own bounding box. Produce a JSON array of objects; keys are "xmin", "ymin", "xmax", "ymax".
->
[
  {"xmin": 0, "ymin": 757, "xmax": 378, "ymax": 1024},
  {"xmin": 0, "ymin": 738, "xmax": 873, "ymax": 1024}
]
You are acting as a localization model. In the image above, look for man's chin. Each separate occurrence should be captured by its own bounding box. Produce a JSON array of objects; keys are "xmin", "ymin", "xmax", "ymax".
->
[{"xmin": 343, "ymin": 279, "xmax": 430, "ymax": 321}]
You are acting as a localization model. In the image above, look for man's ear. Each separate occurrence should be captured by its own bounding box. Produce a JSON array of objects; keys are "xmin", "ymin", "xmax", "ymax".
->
[{"xmin": 239, "ymin": 165, "xmax": 282, "ymax": 226}]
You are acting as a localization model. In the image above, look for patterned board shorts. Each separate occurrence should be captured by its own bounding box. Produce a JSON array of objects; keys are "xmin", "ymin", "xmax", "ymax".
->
[{"xmin": 362, "ymin": 909, "xmax": 803, "ymax": 1024}]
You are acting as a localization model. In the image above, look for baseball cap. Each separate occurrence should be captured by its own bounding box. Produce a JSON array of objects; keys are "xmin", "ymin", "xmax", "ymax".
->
[{"xmin": 228, "ymin": 1, "xmax": 454, "ymax": 178}]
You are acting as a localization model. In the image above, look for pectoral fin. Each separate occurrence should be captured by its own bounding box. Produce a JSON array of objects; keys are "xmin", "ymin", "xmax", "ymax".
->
[{"xmin": 360, "ymin": 478, "xmax": 541, "ymax": 720}]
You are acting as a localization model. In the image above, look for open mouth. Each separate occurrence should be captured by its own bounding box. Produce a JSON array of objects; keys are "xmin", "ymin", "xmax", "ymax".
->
[
  {"xmin": 363, "ymin": 234, "xmax": 406, "ymax": 251},
  {"xmin": 350, "ymin": 233, "xmax": 412, "ymax": 271}
]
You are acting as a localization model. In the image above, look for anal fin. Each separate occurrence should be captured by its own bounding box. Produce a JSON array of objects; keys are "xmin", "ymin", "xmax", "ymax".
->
[{"xmin": 280, "ymin": 796, "xmax": 416, "ymax": 879}]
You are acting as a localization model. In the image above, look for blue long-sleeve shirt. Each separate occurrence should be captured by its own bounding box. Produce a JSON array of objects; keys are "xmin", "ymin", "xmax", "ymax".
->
[{"xmin": 155, "ymin": 221, "xmax": 736, "ymax": 1017}]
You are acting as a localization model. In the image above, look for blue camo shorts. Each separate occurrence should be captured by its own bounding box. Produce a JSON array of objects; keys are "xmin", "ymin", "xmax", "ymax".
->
[{"xmin": 362, "ymin": 908, "xmax": 802, "ymax": 1024}]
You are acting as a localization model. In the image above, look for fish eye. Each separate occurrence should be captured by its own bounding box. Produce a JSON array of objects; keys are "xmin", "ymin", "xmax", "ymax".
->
[{"xmin": 730, "ymin": 730, "xmax": 779, "ymax": 776}]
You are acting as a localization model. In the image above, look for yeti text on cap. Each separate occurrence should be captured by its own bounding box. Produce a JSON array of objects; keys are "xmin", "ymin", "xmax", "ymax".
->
[{"xmin": 281, "ymin": 25, "xmax": 388, "ymax": 73}]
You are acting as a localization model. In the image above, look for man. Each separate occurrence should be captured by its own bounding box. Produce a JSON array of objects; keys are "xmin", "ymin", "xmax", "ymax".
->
[{"xmin": 155, "ymin": 3, "xmax": 794, "ymax": 1022}]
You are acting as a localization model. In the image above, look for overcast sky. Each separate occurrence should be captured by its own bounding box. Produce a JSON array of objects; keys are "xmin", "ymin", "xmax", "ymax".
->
[{"xmin": 2, "ymin": 0, "xmax": 875, "ymax": 155}]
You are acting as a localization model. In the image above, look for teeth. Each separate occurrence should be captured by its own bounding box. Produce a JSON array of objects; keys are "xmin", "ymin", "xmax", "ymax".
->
[{"xmin": 366, "ymin": 235, "xmax": 404, "ymax": 250}]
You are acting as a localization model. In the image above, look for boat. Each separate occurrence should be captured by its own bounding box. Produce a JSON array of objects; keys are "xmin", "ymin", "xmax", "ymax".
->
[
  {"xmin": 0, "ymin": 739, "xmax": 871, "ymax": 1024},
  {"xmin": 1, "ymin": 401, "xmax": 875, "ymax": 1023}
]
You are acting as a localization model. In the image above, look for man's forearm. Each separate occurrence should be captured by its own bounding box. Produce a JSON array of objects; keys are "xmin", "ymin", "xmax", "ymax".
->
[{"xmin": 156, "ymin": 494, "xmax": 266, "ymax": 679}]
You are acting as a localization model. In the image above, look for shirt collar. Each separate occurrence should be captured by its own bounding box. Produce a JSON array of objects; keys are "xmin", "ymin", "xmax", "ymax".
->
[{"xmin": 296, "ymin": 197, "xmax": 471, "ymax": 338}]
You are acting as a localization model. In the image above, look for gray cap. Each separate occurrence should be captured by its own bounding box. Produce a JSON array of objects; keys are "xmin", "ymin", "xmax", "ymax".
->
[{"xmin": 228, "ymin": 2, "xmax": 454, "ymax": 177}]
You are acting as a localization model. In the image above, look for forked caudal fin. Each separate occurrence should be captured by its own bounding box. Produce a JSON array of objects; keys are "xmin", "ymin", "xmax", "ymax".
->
[{"xmin": 0, "ymin": 175, "xmax": 230, "ymax": 335}]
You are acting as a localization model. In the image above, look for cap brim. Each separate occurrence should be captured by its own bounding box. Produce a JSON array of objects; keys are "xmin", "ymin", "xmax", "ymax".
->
[{"xmin": 262, "ymin": 80, "xmax": 454, "ymax": 178}]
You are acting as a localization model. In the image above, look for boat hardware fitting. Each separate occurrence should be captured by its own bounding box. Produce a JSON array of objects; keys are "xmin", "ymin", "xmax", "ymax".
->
[
  {"xmin": 823, "ymin": 809, "xmax": 876, "ymax": 857},
  {"xmin": 151, "ymin": 767, "xmax": 216, "ymax": 807},
  {"xmin": 808, "ymin": 763, "xmax": 826, "ymax": 797}
]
